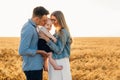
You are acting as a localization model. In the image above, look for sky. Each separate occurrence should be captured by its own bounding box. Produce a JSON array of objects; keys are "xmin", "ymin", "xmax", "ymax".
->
[{"xmin": 0, "ymin": 0, "xmax": 120, "ymax": 37}]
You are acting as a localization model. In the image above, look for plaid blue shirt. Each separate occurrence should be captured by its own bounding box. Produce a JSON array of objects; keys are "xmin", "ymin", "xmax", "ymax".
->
[{"xmin": 18, "ymin": 19, "xmax": 44, "ymax": 71}]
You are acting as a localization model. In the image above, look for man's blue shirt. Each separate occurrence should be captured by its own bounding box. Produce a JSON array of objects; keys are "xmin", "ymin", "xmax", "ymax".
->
[{"xmin": 19, "ymin": 19, "xmax": 44, "ymax": 71}]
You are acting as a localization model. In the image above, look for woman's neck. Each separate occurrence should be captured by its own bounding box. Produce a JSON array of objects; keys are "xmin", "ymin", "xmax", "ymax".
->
[{"xmin": 56, "ymin": 26, "xmax": 61, "ymax": 32}]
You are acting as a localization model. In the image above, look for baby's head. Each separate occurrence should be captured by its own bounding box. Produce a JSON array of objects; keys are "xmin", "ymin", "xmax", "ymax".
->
[{"xmin": 45, "ymin": 18, "xmax": 52, "ymax": 31}]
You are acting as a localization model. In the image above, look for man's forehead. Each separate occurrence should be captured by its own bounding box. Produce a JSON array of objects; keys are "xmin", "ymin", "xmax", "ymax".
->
[{"xmin": 41, "ymin": 15, "xmax": 48, "ymax": 19}]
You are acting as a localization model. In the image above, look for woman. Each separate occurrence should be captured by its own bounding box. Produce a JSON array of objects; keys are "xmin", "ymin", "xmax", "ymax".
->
[{"xmin": 41, "ymin": 11, "xmax": 72, "ymax": 80}]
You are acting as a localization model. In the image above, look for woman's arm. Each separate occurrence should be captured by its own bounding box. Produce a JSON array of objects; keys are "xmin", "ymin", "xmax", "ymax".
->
[{"xmin": 45, "ymin": 29, "xmax": 68, "ymax": 54}]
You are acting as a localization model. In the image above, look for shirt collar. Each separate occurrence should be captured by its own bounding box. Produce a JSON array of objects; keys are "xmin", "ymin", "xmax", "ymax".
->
[{"xmin": 28, "ymin": 19, "xmax": 36, "ymax": 28}]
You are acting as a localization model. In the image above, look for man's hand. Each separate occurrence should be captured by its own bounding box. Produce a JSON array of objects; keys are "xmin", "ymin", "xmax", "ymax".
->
[{"xmin": 37, "ymin": 50, "xmax": 49, "ymax": 57}]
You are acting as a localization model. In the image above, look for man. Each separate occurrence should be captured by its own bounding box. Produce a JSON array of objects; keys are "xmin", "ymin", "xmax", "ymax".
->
[{"xmin": 19, "ymin": 6, "xmax": 49, "ymax": 80}]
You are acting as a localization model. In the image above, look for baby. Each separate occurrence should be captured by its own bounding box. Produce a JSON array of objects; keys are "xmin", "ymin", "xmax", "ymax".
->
[{"xmin": 37, "ymin": 18, "xmax": 63, "ymax": 71}]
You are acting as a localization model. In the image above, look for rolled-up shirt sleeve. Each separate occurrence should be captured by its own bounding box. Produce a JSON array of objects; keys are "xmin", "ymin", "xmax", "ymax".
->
[{"xmin": 19, "ymin": 27, "xmax": 37, "ymax": 56}]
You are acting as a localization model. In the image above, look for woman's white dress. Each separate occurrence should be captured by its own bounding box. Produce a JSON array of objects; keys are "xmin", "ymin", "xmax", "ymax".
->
[{"xmin": 48, "ymin": 57, "xmax": 72, "ymax": 80}]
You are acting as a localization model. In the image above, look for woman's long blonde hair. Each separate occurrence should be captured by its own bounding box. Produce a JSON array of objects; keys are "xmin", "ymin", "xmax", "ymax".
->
[{"xmin": 51, "ymin": 11, "xmax": 72, "ymax": 44}]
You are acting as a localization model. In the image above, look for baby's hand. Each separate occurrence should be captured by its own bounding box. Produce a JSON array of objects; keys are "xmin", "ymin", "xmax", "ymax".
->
[{"xmin": 53, "ymin": 38, "xmax": 57, "ymax": 43}]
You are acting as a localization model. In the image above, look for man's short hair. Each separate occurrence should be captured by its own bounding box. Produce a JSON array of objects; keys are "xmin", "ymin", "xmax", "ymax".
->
[{"xmin": 33, "ymin": 6, "xmax": 49, "ymax": 18}]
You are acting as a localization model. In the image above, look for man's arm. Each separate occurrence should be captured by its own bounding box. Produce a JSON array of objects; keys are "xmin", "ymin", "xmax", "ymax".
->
[
  {"xmin": 19, "ymin": 27, "xmax": 37, "ymax": 56},
  {"xmin": 19, "ymin": 26, "xmax": 49, "ymax": 57}
]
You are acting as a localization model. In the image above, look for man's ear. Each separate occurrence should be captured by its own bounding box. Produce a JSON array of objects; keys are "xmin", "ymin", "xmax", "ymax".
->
[{"xmin": 36, "ymin": 17, "xmax": 40, "ymax": 21}]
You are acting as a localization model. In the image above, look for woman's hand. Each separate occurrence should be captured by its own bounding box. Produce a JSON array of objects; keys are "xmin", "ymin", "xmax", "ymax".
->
[{"xmin": 53, "ymin": 37, "xmax": 57, "ymax": 43}]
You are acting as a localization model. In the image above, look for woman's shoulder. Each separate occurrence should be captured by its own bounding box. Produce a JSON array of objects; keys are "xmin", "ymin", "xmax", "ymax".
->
[
  {"xmin": 61, "ymin": 28, "xmax": 70, "ymax": 36},
  {"xmin": 61, "ymin": 28, "xmax": 67, "ymax": 33}
]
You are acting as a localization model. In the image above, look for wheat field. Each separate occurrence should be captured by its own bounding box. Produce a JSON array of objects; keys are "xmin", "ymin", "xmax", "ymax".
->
[{"xmin": 0, "ymin": 37, "xmax": 120, "ymax": 80}]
